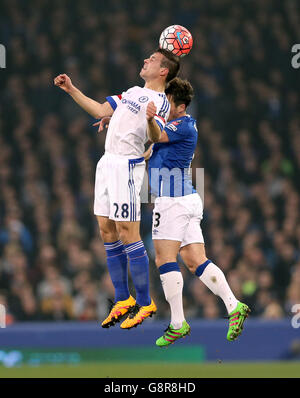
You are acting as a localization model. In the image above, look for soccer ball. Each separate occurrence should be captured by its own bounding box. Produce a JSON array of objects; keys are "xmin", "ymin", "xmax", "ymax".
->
[{"xmin": 159, "ymin": 25, "xmax": 193, "ymax": 57}]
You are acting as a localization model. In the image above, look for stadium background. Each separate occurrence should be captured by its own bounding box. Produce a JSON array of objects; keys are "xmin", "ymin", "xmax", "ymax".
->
[{"xmin": 0, "ymin": 0, "xmax": 300, "ymax": 378}]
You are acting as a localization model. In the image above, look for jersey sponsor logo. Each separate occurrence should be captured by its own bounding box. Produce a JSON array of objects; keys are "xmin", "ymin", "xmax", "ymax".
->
[
  {"xmin": 121, "ymin": 98, "xmax": 141, "ymax": 114},
  {"xmin": 138, "ymin": 96, "xmax": 149, "ymax": 103}
]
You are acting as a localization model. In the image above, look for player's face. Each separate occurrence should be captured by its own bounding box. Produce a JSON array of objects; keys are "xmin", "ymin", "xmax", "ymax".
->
[{"xmin": 140, "ymin": 52, "xmax": 166, "ymax": 81}]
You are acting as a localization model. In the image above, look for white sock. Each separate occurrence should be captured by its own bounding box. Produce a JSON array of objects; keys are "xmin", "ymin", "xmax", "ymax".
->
[
  {"xmin": 160, "ymin": 271, "xmax": 185, "ymax": 329},
  {"xmin": 199, "ymin": 262, "xmax": 238, "ymax": 314}
]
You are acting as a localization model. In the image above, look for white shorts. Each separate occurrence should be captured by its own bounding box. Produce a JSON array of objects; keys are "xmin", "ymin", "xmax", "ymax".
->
[
  {"xmin": 152, "ymin": 193, "xmax": 204, "ymax": 247},
  {"xmin": 94, "ymin": 152, "xmax": 145, "ymax": 221}
]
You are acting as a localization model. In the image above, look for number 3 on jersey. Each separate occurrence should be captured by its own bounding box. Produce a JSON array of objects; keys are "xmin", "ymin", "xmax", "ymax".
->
[
  {"xmin": 154, "ymin": 212, "xmax": 161, "ymax": 227},
  {"xmin": 114, "ymin": 203, "xmax": 129, "ymax": 219}
]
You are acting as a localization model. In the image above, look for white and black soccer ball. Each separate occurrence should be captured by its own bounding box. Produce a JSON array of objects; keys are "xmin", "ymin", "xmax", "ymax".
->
[{"xmin": 159, "ymin": 25, "xmax": 193, "ymax": 57}]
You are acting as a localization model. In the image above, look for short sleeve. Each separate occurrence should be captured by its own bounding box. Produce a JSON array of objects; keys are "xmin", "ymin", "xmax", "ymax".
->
[
  {"xmin": 164, "ymin": 122, "xmax": 184, "ymax": 143},
  {"xmin": 105, "ymin": 93, "xmax": 123, "ymax": 110}
]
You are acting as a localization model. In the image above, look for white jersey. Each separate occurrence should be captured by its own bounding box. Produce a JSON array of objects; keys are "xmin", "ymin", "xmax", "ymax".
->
[{"xmin": 105, "ymin": 86, "xmax": 170, "ymax": 158}]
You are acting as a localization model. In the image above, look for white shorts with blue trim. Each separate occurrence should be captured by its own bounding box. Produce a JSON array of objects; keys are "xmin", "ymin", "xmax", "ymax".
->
[
  {"xmin": 152, "ymin": 193, "xmax": 205, "ymax": 247},
  {"xmin": 94, "ymin": 152, "xmax": 145, "ymax": 222}
]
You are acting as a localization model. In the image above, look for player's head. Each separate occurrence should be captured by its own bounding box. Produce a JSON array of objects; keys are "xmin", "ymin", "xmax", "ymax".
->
[
  {"xmin": 140, "ymin": 48, "xmax": 180, "ymax": 84},
  {"xmin": 165, "ymin": 77, "xmax": 194, "ymax": 120}
]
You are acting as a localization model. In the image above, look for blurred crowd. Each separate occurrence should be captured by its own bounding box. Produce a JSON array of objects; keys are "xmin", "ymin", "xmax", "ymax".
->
[{"xmin": 0, "ymin": 0, "xmax": 300, "ymax": 323}]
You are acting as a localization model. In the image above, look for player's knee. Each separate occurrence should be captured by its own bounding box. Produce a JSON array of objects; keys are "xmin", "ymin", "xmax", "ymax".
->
[
  {"xmin": 184, "ymin": 257, "xmax": 206, "ymax": 274},
  {"xmin": 188, "ymin": 257, "xmax": 209, "ymax": 275},
  {"xmin": 118, "ymin": 231, "xmax": 129, "ymax": 244},
  {"xmin": 186, "ymin": 262, "xmax": 197, "ymax": 274},
  {"xmin": 155, "ymin": 255, "xmax": 178, "ymax": 268},
  {"xmin": 97, "ymin": 217, "xmax": 118, "ymax": 242},
  {"xmin": 181, "ymin": 250, "xmax": 208, "ymax": 274},
  {"xmin": 100, "ymin": 229, "xmax": 118, "ymax": 243},
  {"xmin": 116, "ymin": 223, "xmax": 141, "ymax": 245},
  {"xmin": 117, "ymin": 227, "xmax": 134, "ymax": 245},
  {"xmin": 99, "ymin": 224, "xmax": 118, "ymax": 242}
]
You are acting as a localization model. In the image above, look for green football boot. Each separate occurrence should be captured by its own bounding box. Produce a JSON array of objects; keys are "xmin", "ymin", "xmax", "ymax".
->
[
  {"xmin": 226, "ymin": 302, "xmax": 251, "ymax": 341},
  {"xmin": 156, "ymin": 321, "xmax": 191, "ymax": 347}
]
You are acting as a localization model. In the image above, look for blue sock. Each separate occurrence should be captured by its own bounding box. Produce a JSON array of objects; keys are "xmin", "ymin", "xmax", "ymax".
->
[
  {"xmin": 195, "ymin": 259, "xmax": 211, "ymax": 277},
  {"xmin": 104, "ymin": 240, "xmax": 130, "ymax": 302},
  {"xmin": 124, "ymin": 241, "xmax": 151, "ymax": 306},
  {"xmin": 159, "ymin": 262, "xmax": 181, "ymax": 274}
]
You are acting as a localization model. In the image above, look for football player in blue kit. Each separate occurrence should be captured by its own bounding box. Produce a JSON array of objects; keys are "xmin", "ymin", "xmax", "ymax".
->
[{"xmin": 145, "ymin": 77, "xmax": 250, "ymax": 346}]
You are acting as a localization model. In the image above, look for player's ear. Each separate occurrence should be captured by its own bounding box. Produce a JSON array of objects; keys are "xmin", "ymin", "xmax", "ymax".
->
[
  {"xmin": 160, "ymin": 67, "xmax": 169, "ymax": 79},
  {"xmin": 178, "ymin": 103, "xmax": 186, "ymax": 113}
]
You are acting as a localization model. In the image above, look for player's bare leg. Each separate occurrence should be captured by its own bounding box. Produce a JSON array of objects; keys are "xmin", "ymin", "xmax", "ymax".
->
[
  {"xmin": 115, "ymin": 220, "xmax": 141, "ymax": 246},
  {"xmin": 97, "ymin": 216, "xmax": 119, "ymax": 243},
  {"xmin": 154, "ymin": 239, "xmax": 181, "ymax": 267},
  {"xmin": 154, "ymin": 240, "xmax": 191, "ymax": 347},
  {"xmin": 116, "ymin": 221, "xmax": 157, "ymax": 329},
  {"xmin": 180, "ymin": 243, "xmax": 250, "ymax": 341},
  {"xmin": 97, "ymin": 216, "xmax": 135, "ymax": 328}
]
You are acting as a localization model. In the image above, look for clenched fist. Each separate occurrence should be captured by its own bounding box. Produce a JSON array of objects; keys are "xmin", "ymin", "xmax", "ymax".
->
[
  {"xmin": 146, "ymin": 101, "xmax": 157, "ymax": 121},
  {"xmin": 53, "ymin": 74, "xmax": 73, "ymax": 93}
]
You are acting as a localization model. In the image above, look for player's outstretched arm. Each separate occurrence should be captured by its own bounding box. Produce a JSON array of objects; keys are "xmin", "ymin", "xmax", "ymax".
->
[
  {"xmin": 146, "ymin": 101, "xmax": 161, "ymax": 143},
  {"xmin": 54, "ymin": 74, "xmax": 113, "ymax": 119}
]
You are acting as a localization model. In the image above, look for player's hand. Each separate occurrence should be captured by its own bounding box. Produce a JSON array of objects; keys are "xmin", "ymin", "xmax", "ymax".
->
[
  {"xmin": 142, "ymin": 143, "xmax": 154, "ymax": 160},
  {"xmin": 146, "ymin": 101, "xmax": 157, "ymax": 121},
  {"xmin": 93, "ymin": 117, "xmax": 111, "ymax": 132},
  {"xmin": 54, "ymin": 73, "xmax": 74, "ymax": 93}
]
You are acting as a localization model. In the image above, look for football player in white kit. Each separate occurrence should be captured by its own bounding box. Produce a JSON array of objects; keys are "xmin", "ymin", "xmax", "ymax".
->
[{"xmin": 54, "ymin": 48, "xmax": 180, "ymax": 329}]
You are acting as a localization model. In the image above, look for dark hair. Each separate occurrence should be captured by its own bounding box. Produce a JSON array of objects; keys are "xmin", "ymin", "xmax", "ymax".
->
[
  {"xmin": 165, "ymin": 77, "xmax": 194, "ymax": 107},
  {"xmin": 156, "ymin": 48, "xmax": 180, "ymax": 83}
]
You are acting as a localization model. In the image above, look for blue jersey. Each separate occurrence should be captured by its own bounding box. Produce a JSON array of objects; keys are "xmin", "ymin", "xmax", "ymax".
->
[{"xmin": 148, "ymin": 114, "xmax": 198, "ymax": 197}]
